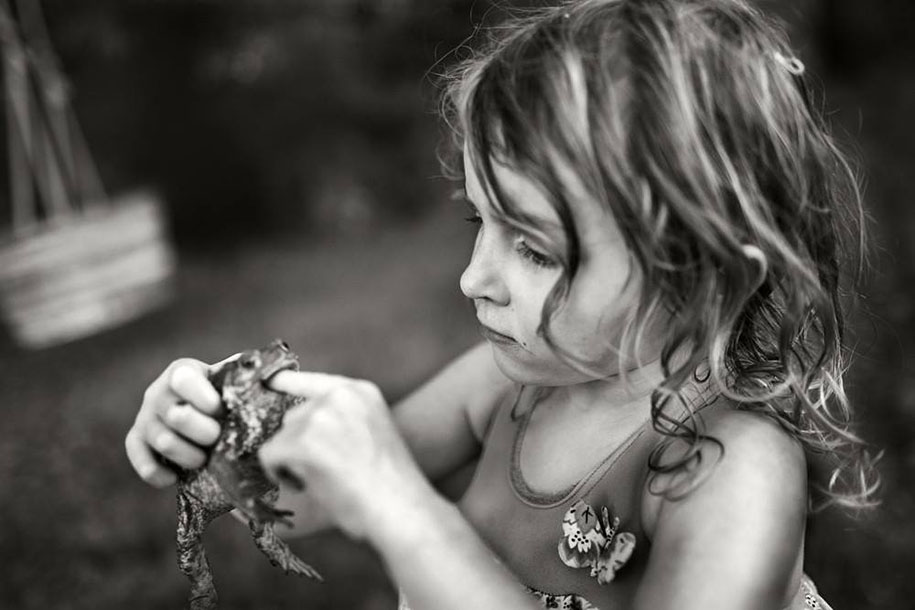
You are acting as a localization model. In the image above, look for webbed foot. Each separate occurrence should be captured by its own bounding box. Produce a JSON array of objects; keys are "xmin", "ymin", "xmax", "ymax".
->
[
  {"xmin": 239, "ymin": 496, "xmax": 294, "ymax": 528},
  {"xmin": 249, "ymin": 521, "xmax": 323, "ymax": 581}
]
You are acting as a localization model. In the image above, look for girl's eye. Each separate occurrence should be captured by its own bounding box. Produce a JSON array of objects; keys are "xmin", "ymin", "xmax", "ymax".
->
[
  {"xmin": 515, "ymin": 238, "xmax": 556, "ymax": 268},
  {"xmin": 451, "ymin": 188, "xmax": 481, "ymax": 225},
  {"xmin": 452, "ymin": 189, "xmax": 482, "ymax": 226}
]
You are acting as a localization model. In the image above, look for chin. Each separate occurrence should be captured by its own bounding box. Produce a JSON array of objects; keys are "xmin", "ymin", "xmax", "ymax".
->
[
  {"xmin": 487, "ymin": 344, "xmax": 538, "ymax": 384},
  {"xmin": 488, "ymin": 343, "xmax": 587, "ymax": 387}
]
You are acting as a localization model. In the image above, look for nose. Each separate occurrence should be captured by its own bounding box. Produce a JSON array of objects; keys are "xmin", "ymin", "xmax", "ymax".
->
[{"xmin": 460, "ymin": 230, "xmax": 510, "ymax": 306}]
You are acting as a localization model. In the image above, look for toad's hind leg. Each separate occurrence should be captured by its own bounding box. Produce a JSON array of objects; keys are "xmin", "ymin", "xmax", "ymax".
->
[
  {"xmin": 249, "ymin": 520, "xmax": 323, "ymax": 581},
  {"xmin": 177, "ymin": 490, "xmax": 218, "ymax": 610}
]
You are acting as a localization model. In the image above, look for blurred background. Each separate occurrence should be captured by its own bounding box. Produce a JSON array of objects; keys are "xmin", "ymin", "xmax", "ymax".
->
[{"xmin": 0, "ymin": 0, "xmax": 912, "ymax": 608}]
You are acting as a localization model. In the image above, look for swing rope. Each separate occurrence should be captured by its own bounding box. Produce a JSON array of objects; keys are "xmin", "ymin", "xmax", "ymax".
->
[{"xmin": 1, "ymin": 0, "xmax": 107, "ymax": 236}]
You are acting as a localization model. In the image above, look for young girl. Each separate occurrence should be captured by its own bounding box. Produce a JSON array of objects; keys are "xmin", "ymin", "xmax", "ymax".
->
[{"xmin": 125, "ymin": 1, "xmax": 880, "ymax": 608}]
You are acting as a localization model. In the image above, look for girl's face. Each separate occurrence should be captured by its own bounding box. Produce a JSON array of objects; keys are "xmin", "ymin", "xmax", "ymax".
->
[{"xmin": 460, "ymin": 147, "xmax": 659, "ymax": 386}]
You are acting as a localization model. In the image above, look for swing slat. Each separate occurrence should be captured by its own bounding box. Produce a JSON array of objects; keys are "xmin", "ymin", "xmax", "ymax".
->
[
  {"xmin": 0, "ymin": 191, "xmax": 175, "ymax": 348},
  {"xmin": 0, "ymin": 1, "xmax": 176, "ymax": 349}
]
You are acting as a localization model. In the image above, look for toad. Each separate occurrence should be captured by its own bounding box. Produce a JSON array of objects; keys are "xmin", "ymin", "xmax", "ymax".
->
[{"xmin": 175, "ymin": 339, "xmax": 322, "ymax": 610}]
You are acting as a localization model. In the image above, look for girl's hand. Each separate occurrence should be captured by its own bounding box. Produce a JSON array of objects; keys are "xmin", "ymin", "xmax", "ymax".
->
[
  {"xmin": 262, "ymin": 371, "xmax": 541, "ymax": 610},
  {"xmin": 260, "ymin": 371, "xmax": 432, "ymax": 542},
  {"xmin": 125, "ymin": 358, "xmax": 225, "ymax": 487}
]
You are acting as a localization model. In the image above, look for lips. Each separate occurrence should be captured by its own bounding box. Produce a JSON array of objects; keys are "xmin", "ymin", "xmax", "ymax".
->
[{"xmin": 478, "ymin": 323, "xmax": 517, "ymax": 345}]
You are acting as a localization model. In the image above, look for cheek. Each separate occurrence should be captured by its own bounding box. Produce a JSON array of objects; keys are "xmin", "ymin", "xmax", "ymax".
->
[
  {"xmin": 507, "ymin": 266, "xmax": 562, "ymax": 323},
  {"xmin": 552, "ymin": 258, "xmax": 638, "ymax": 354}
]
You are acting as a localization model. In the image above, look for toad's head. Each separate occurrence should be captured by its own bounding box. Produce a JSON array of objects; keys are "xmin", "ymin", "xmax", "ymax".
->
[{"xmin": 210, "ymin": 339, "xmax": 299, "ymax": 409}]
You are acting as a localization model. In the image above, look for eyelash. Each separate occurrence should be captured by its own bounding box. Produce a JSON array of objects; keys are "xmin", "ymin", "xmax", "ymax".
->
[
  {"xmin": 463, "ymin": 211, "xmax": 555, "ymax": 269},
  {"xmin": 515, "ymin": 238, "xmax": 555, "ymax": 268}
]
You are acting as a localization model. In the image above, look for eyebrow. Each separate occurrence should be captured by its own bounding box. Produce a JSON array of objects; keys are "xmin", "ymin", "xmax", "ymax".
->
[{"xmin": 456, "ymin": 188, "xmax": 565, "ymax": 245}]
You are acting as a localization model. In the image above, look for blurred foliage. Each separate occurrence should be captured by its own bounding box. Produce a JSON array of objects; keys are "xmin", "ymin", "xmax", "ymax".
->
[
  {"xmin": 1, "ymin": 0, "xmax": 914, "ymax": 608},
  {"xmin": 32, "ymin": 0, "xmax": 493, "ymax": 247}
]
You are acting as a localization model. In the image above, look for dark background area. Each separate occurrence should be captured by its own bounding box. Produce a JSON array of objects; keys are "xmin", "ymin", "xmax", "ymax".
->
[{"xmin": 0, "ymin": 0, "xmax": 912, "ymax": 608}]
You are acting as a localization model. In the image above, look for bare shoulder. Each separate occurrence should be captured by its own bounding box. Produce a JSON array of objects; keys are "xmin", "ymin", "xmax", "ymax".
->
[
  {"xmin": 704, "ymin": 407, "xmax": 807, "ymax": 500},
  {"xmin": 636, "ymin": 407, "xmax": 808, "ymax": 607},
  {"xmin": 642, "ymin": 407, "xmax": 807, "ymax": 536},
  {"xmin": 694, "ymin": 407, "xmax": 807, "ymax": 491}
]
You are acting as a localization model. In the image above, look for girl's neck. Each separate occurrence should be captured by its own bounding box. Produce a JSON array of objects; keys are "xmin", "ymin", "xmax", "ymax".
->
[{"xmin": 542, "ymin": 358, "xmax": 666, "ymax": 423}]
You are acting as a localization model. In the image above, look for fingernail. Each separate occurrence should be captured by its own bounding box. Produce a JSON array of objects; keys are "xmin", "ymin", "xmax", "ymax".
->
[{"xmin": 276, "ymin": 466, "xmax": 305, "ymax": 491}]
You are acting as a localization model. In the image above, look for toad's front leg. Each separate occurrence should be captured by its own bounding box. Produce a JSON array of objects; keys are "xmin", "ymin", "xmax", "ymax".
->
[{"xmin": 208, "ymin": 455, "xmax": 295, "ymax": 527}]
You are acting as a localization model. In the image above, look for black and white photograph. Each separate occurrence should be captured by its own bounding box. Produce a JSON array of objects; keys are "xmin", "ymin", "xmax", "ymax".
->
[{"xmin": 0, "ymin": 1, "xmax": 912, "ymax": 608}]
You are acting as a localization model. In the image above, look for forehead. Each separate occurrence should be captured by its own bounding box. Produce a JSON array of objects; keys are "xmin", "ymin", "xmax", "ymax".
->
[
  {"xmin": 462, "ymin": 144, "xmax": 622, "ymax": 249},
  {"xmin": 462, "ymin": 145, "xmax": 560, "ymax": 230}
]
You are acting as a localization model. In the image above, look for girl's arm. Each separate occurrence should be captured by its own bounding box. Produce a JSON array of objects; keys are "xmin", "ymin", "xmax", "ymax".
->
[
  {"xmin": 369, "ymin": 476, "xmax": 542, "ymax": 610},
  {"xmin": 635, "ymin": 410, "xmax": 808, "ymax": 610},
  {"xmin": 259, "ymin": 369, "xmax": 541, "ymax": 610},
  {"xmin": 127, "ymin": 342, "xmax": 509, "ymax": 539},
  {"xmin": 392, "ymin": 340, "xmax": 513, "ymax": 482},
  {"xmin": 274, "ymin": 341, "xmax": 513, "ymax": 537}
]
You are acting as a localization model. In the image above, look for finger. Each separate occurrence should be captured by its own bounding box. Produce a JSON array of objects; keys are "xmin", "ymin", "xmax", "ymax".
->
[
  {"xmin": 169, "ymin": 364, "xmax": 221, "ymax": 415},
  {"xmin": 259, "ymin": 443, "xmax": 308, "ymax": 492},
  {"xmin": 163, "ymin": 403, "xmax": 221, "ymax": 447},
  {"xmin": 280, "ymin": 401, "xmax": 319, "ymax": 426},
  {"xmin": 267, "ymin": 370, "xmax": 347, "ymax": 398},
  {"xmin": 146, "ymin": 418, "xmax": 208, "ymax": 470},
  {"xmin": 125, "ymin": 428, "xmax": 178, "ymax": 488}
]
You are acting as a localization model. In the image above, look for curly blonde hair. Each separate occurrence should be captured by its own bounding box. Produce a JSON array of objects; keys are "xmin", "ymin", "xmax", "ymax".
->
[{"xmin": 439, "ymin": 0, "xmax": 880, "ymax": 511}]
